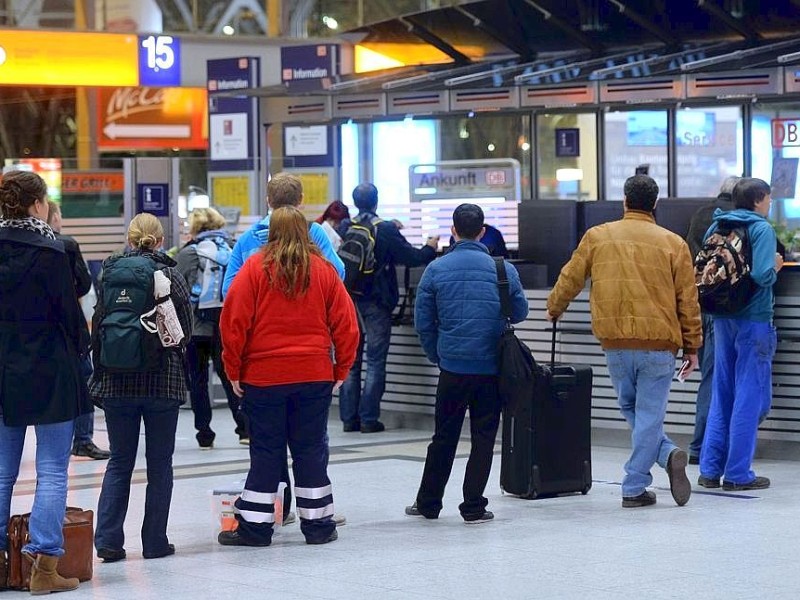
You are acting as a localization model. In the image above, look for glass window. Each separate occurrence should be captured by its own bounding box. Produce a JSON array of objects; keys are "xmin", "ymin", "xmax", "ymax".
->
[
  {"xmin": 340, "ymin": 122, "xmax": 359, "ymax": 205},
  {"xmin": 371, "ymin": 119, "xmax": 438, "ymax": 219},
  {"xmin": 604, "ymin": 110, "xmax": 668, "ymax": 200},
  {"xmin": 439, "ymin": 113, "xmax": 532, "ymax": 198},
  {"xmin": 752, "ymin": 103, "xmax": 800, "ymax": 223},
  {"xmin": 675, "ymin": 106, "xmax": 743, "ymax": 198},
  {"xmin": 537, "ymin": 112, "xmax": 598, "ymax": 200}
]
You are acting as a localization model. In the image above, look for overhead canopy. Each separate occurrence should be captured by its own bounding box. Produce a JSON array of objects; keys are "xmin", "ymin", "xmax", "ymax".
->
[{"xmin": 236, "ymin": 0, "xmax": 800, "ymax": 99}]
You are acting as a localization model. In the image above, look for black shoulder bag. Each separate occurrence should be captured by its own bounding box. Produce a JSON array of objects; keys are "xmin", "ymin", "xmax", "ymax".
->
[{"xmin": 494, "ymin": 258, "xmax": 536, "ymax": 414}]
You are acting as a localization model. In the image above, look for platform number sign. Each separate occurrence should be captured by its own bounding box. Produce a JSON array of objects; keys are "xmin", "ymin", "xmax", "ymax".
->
[{"xmin": 138, "ymin": 35, "xmax": 181, "ymax": 86}]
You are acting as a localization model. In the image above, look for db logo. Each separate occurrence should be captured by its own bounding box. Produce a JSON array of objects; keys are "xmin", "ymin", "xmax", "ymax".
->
[
  {"xmin": 772, "ymin": 119, "xmax": 800, "ymax": 148},
  {"xmin": 282, "ymin": 69, "xmax": 293, "ymax": 81}
]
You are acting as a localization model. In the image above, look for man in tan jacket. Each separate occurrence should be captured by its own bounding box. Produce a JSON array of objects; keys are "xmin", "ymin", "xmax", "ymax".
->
[{"xmin": 547, "ymin": 175, "xmax": 702, "ymax": 508}]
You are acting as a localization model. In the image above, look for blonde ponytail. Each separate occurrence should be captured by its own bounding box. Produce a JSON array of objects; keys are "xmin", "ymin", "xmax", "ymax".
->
[{"xmin": 128, "ymin": 213, "xmax": 163, "ymax": 250}]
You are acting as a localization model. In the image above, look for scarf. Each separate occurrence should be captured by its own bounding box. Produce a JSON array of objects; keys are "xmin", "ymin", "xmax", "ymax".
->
[{"xmin": 0, "ymin": 216, "xmax": 57, "ymax": 240}]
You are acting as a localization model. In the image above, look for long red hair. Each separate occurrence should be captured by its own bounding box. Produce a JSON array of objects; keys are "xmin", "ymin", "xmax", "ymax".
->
[{"xmin": 262, "ymin": 206, "xmax": 322, "ymax": 298}]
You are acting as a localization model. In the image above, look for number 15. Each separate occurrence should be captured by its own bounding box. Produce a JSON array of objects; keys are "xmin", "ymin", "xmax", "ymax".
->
[{"xmin": 141, "ymin": 35, "xmax": 175, "ymax": 71}]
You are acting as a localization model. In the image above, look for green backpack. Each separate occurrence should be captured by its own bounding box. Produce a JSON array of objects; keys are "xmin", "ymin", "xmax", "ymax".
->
[{"xmin": 94, "ymin": 255, "xmax": 166, "ymax": 373}]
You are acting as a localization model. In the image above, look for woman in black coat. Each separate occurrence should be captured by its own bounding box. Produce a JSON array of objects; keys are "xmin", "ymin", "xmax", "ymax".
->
[{"xmin": 0, "ymin": 170, "xmax": 92, "ymax": 595}]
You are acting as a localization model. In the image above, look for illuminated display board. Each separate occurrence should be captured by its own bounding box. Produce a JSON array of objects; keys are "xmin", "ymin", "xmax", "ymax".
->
[{"xmin": 0, "ymin": 31, "xmax": 180, "ymax": 87}]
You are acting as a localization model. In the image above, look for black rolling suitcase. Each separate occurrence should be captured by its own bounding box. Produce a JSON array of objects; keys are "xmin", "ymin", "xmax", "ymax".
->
[{"xmin": 500, "ymin": 324, "xmax": 593, "ymax": 499}]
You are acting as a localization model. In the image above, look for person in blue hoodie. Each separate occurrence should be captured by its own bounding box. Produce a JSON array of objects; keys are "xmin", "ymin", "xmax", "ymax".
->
[
  {"xmin": 698, "ymin": 178, "xmax": 784, "ymax": 492},
  {"xmin": 405, "ymin": 203, "xmax": 528, "ymax": 524},
  {"xmin": 221, "ymin": 172, "xmax": 344, "ymax": 297}
]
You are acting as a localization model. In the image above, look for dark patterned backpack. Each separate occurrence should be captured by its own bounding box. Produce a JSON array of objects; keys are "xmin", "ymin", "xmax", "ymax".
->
[{"xmin": 694, "ymin": 221, "xmax": 756, "ymax": 315}]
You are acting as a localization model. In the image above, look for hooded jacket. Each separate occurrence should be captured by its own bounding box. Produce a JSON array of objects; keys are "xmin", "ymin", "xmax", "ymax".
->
[
  {"xmin": 704, "ymin": 208, "xmax": 778, "ymax": 322},
  {"xmin": 547, "ymin": 210, "xmax": 702, "ymax": 355},
  {"xmin": 0, "ymin": 227, "xmax": 92, "ymax": 426},
  {"xmin": 175, "ymin": 228, "xmax": 232, "ymax": 338},
  {"xmin": 222, "ymin": 216, "xmax": 345, "ymax": 297}
]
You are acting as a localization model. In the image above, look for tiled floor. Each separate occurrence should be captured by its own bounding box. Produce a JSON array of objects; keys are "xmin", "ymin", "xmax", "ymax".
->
[{"xmin": 6, "ymin": 409, "xmax": 799, "ymax": 599}]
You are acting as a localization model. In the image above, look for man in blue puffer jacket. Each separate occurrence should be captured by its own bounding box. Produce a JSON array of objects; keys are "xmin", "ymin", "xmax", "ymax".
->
[
  {"xmin": 221, "ymin": 172, "xmax": 344, "ymax": 297},
  {"xmin": 406, "ymin": 203, "xmax": 528, "ymax": 524}
]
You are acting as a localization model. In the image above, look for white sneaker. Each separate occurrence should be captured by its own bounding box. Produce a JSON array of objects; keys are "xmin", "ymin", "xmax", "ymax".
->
[{"xmin": 333, "ymin": 514, "xmax": 347, "ymax": 526}]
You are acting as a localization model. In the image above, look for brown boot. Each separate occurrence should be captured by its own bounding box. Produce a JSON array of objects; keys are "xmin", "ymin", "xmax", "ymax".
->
[{"xmin": 26, "ymin": 553, "xmax": 79, "ymax": 595}]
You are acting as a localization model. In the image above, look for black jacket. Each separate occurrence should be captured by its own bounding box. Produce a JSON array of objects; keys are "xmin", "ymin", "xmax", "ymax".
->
[
  {"xmin": 0, "ymin": 228, "xmax": 92, "ymax": 426},
  {"xmin": 686, "ymin": 193, "xmax": 735, "ymax": 258},
  {"xmin": 56, "ymin": 232, "xmax": 92, "ymax": 298},
  {"xmin": 347, "ymin": 213, "xmax": 437, "ymax": 311}
]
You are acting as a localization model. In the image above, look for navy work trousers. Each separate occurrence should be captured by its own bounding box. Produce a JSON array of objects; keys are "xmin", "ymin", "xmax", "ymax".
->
[{"xmin": 235, "ymin": 382, "xmax": 335, "ymax": 545}]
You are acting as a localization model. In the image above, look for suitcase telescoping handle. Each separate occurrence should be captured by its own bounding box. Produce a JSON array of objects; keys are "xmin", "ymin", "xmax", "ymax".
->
[{"xmin": 550, "ymin": 321, "xmax": 557, "ymax": 370}]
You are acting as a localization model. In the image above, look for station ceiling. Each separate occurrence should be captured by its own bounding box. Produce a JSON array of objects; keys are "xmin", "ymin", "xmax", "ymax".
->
[{"xmin": 311, "ymin": 0, "xmax": 800, "ymax": 95}]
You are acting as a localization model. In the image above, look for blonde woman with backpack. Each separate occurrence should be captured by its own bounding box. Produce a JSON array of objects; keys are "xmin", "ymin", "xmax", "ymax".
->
[
  {"xmin": 90, "ymin": 213, "xmax": 193, "ymax": 563},
  {"xmin": 175, "ymin": 207, "xmax": 248, "ymax": 448}
]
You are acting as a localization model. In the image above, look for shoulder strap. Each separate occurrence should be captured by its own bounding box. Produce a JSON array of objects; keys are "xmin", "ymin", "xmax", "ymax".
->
[{"xmin": 494, "ymin": 257, "xmax": 512, "ymax": 321}]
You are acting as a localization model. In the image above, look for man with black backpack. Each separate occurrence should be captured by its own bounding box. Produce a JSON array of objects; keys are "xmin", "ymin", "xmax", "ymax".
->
[
  {"xmin": 697, "ymin": 178, "xmax": 783, "ymax": 492},
  {"xmin": 337, "ymin": 183, "xmax": 439, "ymax": 433}
]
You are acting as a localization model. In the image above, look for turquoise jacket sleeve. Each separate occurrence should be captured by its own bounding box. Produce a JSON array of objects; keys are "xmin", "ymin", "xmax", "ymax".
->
[
  {"xmin": 222, "ymin": 233, "xmax": 249, "ymax": 298},
  {"xmin": 749, "ymin": 221, "xmax": 778, "ymax": 288},
  {"xmin": 310, "ymin": 222, "xmax": 345, "ymax": 280}
]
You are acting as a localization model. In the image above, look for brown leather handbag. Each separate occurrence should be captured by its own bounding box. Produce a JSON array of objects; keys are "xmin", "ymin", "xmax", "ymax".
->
[{"xmin": 6, "ymin": 507, "xmax": 94, "ymax": 590}]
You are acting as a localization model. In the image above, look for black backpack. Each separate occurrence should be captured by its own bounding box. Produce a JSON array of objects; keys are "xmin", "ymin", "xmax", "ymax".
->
[
  {"xmin": 338, "ymin": 215, "xmax": 381, "ymax": 296},
  {"xmin": 93, "ymin": 255, "xmax": 167, "ymax": 373},
  {"xmin": 694, "ymin": 220, "xmax": 757, "ymax": 315}
]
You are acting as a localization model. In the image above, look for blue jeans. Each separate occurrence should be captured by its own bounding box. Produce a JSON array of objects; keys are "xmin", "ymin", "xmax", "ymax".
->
[
  {"xmin": 689, "ymin": 313, "xmax": 715, "ymax": 459},
  {"xmin": 95, "ymin": 397, "xmax": 179, "ymax": 556},
  {"xmin": 236, "ymin": 382, "xmax": 335, "ymax": 545},
  {"xmin": 0, "ymin": 419, "xmax": 75, "ymax": 556},
  {"xmin": 700, "ymin": 319, "xmax": 776, "ymax": 485},
  {"xmin": 73, "ymin": 412, "xmax": 94, "ymax": 446},
  {"xmin": 338, "ymin": 300, "xmax": 393, "ymax": 425},
  {"xmin": 606, "ymin": 350, "xmax": 678, "ymax": 498}
]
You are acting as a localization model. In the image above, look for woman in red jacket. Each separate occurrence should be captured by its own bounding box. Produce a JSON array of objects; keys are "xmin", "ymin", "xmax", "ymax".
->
[{"xmin": 219, "ymin": 206, "xmax": 358, "ymax": 547}]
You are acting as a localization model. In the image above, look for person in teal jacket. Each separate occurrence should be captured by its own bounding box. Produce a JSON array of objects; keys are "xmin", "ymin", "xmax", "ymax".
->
[
  {"xmin": 698, "ymin": 178, "xmax": 784, "ymax": 492},
  {"xmin": 222, "ymin": 173, "xmax": 345, "ymax": 297},
  {"xmin": 406, "ymin": 203, "xmax": 528, "ymax": 524}
]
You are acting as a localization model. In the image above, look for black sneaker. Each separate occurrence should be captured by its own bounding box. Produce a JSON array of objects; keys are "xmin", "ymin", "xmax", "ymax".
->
[
  {"xmin": 463, "ymin": 511, "xmax": 494, "ymax": 525},
  {"xmin": 196, "ymin": 431, "xmax": 216, "ymax": 449},
  {"xmin": 405, "ymin": 502, "xmax": 438, "ymax": 519},
  {"xmin": 342, "ymin": 421, "xmax": 360, "ymax": 432},
  {"xmin": 306, "ymin": 530, "xmax": 338, "ymax": 545},
  {"xmin": 96, "ymin": 548, "xmax": 126, "ymax": 563},
  {"xmin": 360, "ymin": 421, "xmax": 385, "ymax": 434},
  {"xmin": 218, "ymin": 531, "xmax": 271, "ymax": 547},
  {"xmin": 666, "ymin": 449, "xmax": 691, "ymax": 506},
  {"xmin": 622, "ymin": 490, "xmax": 656, "ymax": 508},
  {"xmin": 722, "ymin": 476, "xmax": 770, "ymax": 491},
  {"xmin": 72, "ymin": 442, "xmax": 110, "ymax": 460},
  {"xmin": 143, "ymin": 544, "xmax": 175, "ymax": 559},
  {"xmin": 688, "ymin": 455, "xmax": 700, "ymax": 466},
  {"xmin": 697, "ymin": 475, "xmax": 721, "ymax": 489}
]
